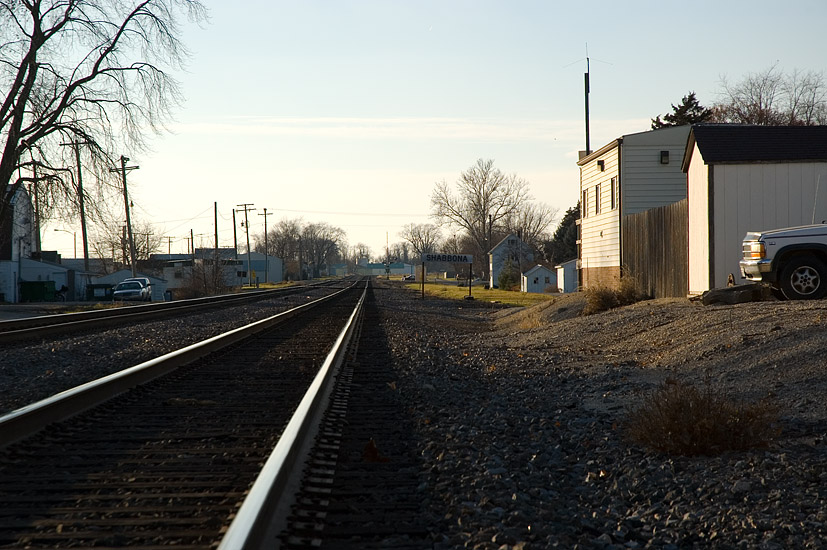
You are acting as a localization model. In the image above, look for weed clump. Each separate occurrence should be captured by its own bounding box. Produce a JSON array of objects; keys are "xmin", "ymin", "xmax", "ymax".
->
[
  {"xmin": 583, "ymin": 277, "xmax": 643, "ymax": 314},
  {"xmin": 625, "ymin": 379, "xmax": 780, "ymax": 456}
]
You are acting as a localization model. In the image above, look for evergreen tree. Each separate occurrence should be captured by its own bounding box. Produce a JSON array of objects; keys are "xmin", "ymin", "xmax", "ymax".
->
[
  {"xmin": 542, "ymin": 203, "xmax": 579, "ymax": 265},
  {"xmin": 651, "ymin": 92, "xmax": 713, "ymax": 129}
]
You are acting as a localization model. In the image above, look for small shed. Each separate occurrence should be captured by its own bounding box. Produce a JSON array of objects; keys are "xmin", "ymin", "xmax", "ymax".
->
[
  {"xmin": 683, "ymin": 125, "xmax": 827, "ymax": 294},
  {"xmin": 555, "ymin": 259, "xmax": 578, "ymax": 293},
  {"xmin": 521, "ymin": 264, "xmax": 556, "ymax": 293}
]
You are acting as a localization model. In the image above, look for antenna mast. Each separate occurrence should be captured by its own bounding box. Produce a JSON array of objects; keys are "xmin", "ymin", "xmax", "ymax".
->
[{"xmin": 584, "ymin": 51, "xmax": 591, "ymax": 155}]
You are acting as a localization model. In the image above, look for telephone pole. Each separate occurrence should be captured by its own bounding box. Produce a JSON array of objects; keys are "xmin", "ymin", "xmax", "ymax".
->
[
  {"xmin": 60, "ymin": 140, "xmax": 92, "ymax": 272},
  {"xmin": 110, "ymin": 156, "xmax": 139, "ymax": 277},
  {"xmin": 237, "ymin": 203, "xmax": 255, "ymax": 286},
  {"xmin": 258, "ymin": 207, "xmax": 272, "ymax": 283}
]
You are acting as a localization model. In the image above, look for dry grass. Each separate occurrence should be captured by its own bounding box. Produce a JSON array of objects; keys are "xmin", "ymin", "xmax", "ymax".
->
[
  {"xmin": 405, "ymin": 282, "xmax": 554, "ymax": 308},
  {"xmin": 624, "ymin": 378, "xmax": 780, "ymax": 456},
  {"xmin": 583, "ymin": 277, "xmax": 644, "ymax": 315}
]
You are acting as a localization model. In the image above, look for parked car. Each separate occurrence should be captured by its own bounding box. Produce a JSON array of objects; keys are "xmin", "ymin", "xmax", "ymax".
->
[
  {"xmin": 123, "ymin": 277, "xmax": 153, "ymax": 300},
  {"xmin": 740, "ymin": 223, "xmax": 827, "ymax": 300},
  {"xmin": 113, "ymin": 280, "xmax": 151, "ymax": 302}
]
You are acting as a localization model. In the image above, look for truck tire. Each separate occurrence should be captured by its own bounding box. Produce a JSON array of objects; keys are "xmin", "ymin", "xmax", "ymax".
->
[{"xmin": 779, "ymin": 255, "xmax": 827, "ymax": 300}]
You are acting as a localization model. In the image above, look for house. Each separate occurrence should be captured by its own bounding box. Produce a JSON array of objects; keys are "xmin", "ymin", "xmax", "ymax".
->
[
  {"xmin": 577, "ymin": 125, "xmax": 691, "ymax": 289},
  {"xmin": 683, "ymin": 125, "xmax": 827, "ymax": 294},
  {"xmin": 488, "ymin": 233, "xmax": 534, "ymax": 289},
  {"xmin": 555, "ymin": 259, "xmax": 578, "ymax": 293},
  {"xmin": 0, "ymin": 186, "xmax": 37, "ymax": 302},
  {"xmin": 521, "ymin": 264, "xmax": 556, "ymax": 293}
]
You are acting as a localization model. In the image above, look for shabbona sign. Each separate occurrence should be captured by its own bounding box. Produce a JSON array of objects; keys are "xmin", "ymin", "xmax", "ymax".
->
[{"xmin": 421, "ymin": 253, "xmax": 473, "ymax": 263}]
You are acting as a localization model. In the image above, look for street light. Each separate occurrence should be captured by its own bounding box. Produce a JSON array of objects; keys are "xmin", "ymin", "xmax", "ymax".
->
[{"xmin": 53, "ymin": 228, "xmax": 77, "ymax": 258}]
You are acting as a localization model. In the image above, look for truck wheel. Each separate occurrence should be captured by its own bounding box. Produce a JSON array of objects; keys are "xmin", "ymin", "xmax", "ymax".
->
[{"xmin": 779, "ymin": 255, "xmax": 827, "ymax": 300}]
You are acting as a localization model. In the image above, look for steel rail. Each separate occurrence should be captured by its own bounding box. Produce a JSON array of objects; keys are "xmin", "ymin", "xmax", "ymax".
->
[
  {"xmin": 0, "ymin": 280, "xmax": 337, "ymax": 344},
  {"xmin": 217, "ymin": 280, "xmax": 369, "ymax": 550},
  {"xmin": 0, "ymin": 280, "xmax": 360, "ymax": 449}
]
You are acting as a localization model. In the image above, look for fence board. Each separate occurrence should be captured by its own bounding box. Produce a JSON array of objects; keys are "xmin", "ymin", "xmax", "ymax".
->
[{"xmin": 621, "ymin": 198, "xmax": 688, "ymax": 298}]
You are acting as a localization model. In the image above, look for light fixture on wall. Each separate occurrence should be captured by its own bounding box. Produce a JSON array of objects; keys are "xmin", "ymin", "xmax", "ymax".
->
[{"xmin": 660, "ymin": 150, "xmax": 669, "ymax": 164}]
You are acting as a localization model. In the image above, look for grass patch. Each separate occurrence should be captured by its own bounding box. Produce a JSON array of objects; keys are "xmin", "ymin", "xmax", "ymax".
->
[
  {"xmin": 583, "ymin": 277, "xmax": 644, "ymax": 315},
  {"xmin": 404, "ymin": 282, "xmax": 554, "ymax": 308},
  {"xmin": 625, "ymin": 378, "xmax": 780, "ymax": 456}
]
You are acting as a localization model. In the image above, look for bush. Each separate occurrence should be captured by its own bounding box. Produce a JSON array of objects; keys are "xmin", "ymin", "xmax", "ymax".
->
[
  {"xmin": 497, "ymin": 260, "xmax": 521, "ymax": 291},
  {"xmin": 583, "ymin": 276, "xmax": 643, "ymax": 314},
  {"xmin": 624, "ymin": 378, "xmax": 780, "ymax": 456}
]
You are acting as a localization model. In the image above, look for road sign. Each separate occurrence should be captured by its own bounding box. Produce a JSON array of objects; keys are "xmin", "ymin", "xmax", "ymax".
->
[{"xmin": 421, "ymin": 253, "xmax": 473, "ymax": 263}]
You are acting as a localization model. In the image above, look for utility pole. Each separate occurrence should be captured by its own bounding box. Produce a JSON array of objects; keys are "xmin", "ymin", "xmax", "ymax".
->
[
  {"xmin": 232, "ymin": 208, "xmax": 239, "ymax": 286},
  {"xmin": 60, "ymin": 139, "xmax": 92, "ymax": 272},
  {"xmin": 214, "ymin": 202, "xmax": 219, "ymax": 251},
  {"xmin": 110, "ymin": 156, "xmax": 139, "ymax": 277},
  {"xmin": 258, "ymin": 208, "xmax": 272, "ymax": 283},
  {"xmin": 237, "ymin": 203, "xmax": 255, "ymax": 286}
]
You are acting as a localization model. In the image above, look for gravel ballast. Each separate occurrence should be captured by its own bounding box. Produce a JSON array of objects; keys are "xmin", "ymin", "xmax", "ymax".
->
[
  {"xmin": 370, "ymin": 281, "xmax": 827, "ymax": 549},
  {"xmin": 3, "ymin": 281, "xmax": 827, "ymax": 548}
]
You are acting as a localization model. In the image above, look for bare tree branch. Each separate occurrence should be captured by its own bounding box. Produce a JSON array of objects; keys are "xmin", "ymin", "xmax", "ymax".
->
[{"xmin": 0, "ymin": 0, "xmax": 207, "ymax": 246}]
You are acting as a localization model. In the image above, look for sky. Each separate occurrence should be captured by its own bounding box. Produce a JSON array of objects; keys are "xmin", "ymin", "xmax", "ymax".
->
[{"xmin": 45, "ymin": 0, "xmax": 827, "ymax": 259}]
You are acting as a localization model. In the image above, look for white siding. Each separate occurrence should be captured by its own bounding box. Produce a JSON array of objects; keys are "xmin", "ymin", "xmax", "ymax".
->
[
  {"xmin": 710, "ymin": 162, "xmax": 827, "ymax": 289},
  {"xmin": 579, "ymin": 147, "xmax": 621, "ymax": 272},
  {"xmin": 621, "ymin": 125, "xmax": 690, "ymax": 215},
  {"xmin": 687, "ymin": 143, "xmax": 710, "ymax": 295}
]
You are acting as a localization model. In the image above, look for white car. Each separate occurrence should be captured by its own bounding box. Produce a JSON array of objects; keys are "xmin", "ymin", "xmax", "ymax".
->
[{"xmin": 113, "ymin": 280, "xmax": 151, "ymax": 302}]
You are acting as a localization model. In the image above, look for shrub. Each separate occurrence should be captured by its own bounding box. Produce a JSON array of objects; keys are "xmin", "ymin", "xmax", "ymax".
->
[
  {"xmin": 497, "ymin": 260, "xmax": 521, "ymax": 291},
  {"xmin": 624, "ymin": 378, "xmax": 780, "ymax": 456},
  {"xmin": 583, "ymin": 276, "xmax": 643, "ymax": 314}
]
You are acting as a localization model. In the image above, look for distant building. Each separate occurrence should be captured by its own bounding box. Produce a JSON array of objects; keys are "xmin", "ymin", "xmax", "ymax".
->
[
  {"xmin": 488, "ymin": 233, "xmax": 533, "ymax": 289},
  {"xmin": 521, "ymin": 264, "xmax": 556, "ymax": 293},
  {"xmin": 555, "ymin": 259, "xmax": 578, "ymax": 293},
  {"xmin": 0, "ymin": 186, "xmax": 37, "ymax": 302}
]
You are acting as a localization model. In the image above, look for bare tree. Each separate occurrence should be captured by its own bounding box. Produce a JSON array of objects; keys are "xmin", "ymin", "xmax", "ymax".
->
[
  {"xmin": 502, "ymin": 202, "xmax": 558, "ymax": 251},
  {"xmin": 714, "ymin": 64, "xmax": 827, "ymax": 125},
  {"xmin": 388, "ymin": 241, "xmax": 410, "ymax": 264},
  {"xmin": 301, "ymin": 222, "xmax": 345, "ymax": 277},
  {"xmin": 431, "ymin": 159, "xmax": 531, "ymax": 278},
  {"xmin": 89, "ymin": 216, "xmax": 162, "ymax": 272},
  {"xmin": 399, "ymin": 223, "xmax": 442, "ymax": 257},
  {"xmin": 0, "ymin": 0, "xmax": 207, "ymax": 243}
]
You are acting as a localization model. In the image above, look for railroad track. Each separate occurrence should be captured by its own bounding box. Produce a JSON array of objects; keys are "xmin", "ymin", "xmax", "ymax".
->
[
  {"xmin": 0, "ymin": 279, "xmax": 370, "ymax": 549},
  {"xmin": 279, "ymin": 282, "xmax": 431, "ymax": 549},
  {"xmin": 0, "ymin": 279, "xmax": 348, "ymax": 345}
]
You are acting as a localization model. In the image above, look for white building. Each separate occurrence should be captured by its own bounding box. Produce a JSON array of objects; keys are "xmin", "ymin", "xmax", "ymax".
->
[
  {"xmin": 488, "ymin": 233, "xmax": 533, "ymax": 289},
  {"xmin": 555, "ymin": 259, "xmax": 578, "ymax": 293},
  {"xmin": 521, "ymin": 264, "xmax": 556, "ymax": 293},
  {"xmin": 0, "ymin": 186, "xmax": 37, "ymax": 303},
  {"xmin": 683, "ymin": 125, "xmax": 827, "ymax": 294},
  {"xmin": 577, "ymin": 125, "xmax": 691, "ymax": 289}
]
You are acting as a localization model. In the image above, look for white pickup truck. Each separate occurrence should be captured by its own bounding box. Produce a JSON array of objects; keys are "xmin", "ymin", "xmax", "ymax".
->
[{"xmin": 740, "ymin": 224, "xmax": 827, "ymax": 300}]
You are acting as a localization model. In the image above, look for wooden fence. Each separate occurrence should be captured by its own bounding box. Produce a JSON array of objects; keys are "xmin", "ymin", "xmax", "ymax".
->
[{"xmin": 621, "ymin": 198, "xmax": 688, "ymax": 298}]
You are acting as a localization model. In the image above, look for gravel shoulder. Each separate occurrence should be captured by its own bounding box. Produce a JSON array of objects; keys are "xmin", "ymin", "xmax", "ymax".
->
[{"xmin": 372, "ymin": 280, "xmax": 827, "ymax": 549}]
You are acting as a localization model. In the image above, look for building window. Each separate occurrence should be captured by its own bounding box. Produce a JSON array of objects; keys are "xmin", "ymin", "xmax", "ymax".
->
[
  {"xmin": 595, "ymin": 183, "xmax": 601, "ymax": 215},
  {"xmin": 544, "ymin": 276, "xmax": 550, "ymax": 284},
  {"xmin": 611, "ymin": 177, "xmax": 617, "ymax": 210},
  {"xmin": 582, "ymin": 189, "xmax": 588, "ymax": 218}
]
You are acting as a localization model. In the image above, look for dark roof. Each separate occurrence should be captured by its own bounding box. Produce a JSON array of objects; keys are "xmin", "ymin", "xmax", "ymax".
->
[{"xmin": 685, "ymin": 125, "xmax": 827, "ymax": 168}]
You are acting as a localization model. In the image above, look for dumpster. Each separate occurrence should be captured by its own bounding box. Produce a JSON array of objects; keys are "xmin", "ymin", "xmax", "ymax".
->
[{"xmin": 19, "ymin": 281, "xmax": 56, "ymax": 302}]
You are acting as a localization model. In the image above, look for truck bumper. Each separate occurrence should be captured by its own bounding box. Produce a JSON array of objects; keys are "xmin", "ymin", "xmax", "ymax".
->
[{"xmin": 740, "ymin": 259, "xmax": 775, "ymax": 282}]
